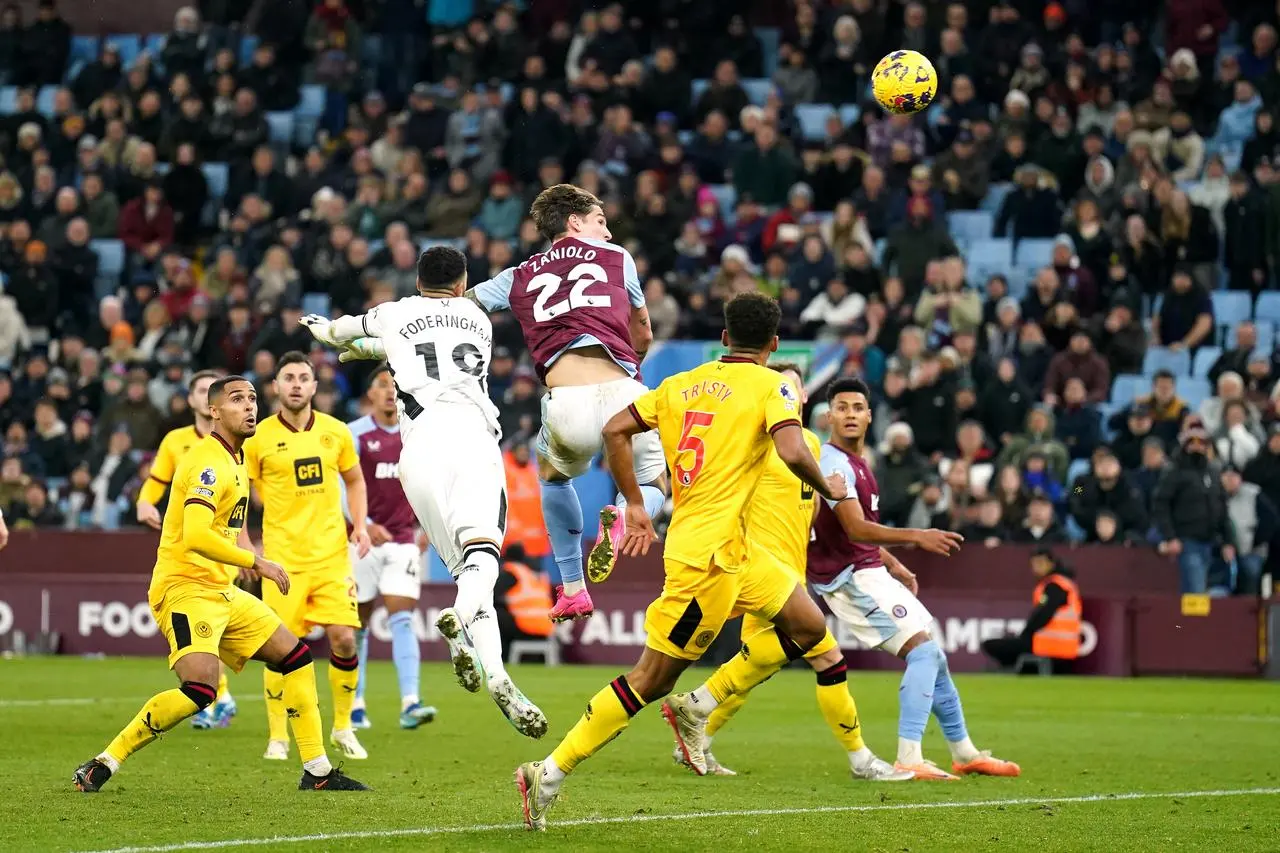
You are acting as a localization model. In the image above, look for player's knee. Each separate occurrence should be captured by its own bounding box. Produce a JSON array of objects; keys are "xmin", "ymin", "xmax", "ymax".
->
[
  {"xmin": 180, "ymin": 680, "xmax": 217, "ymax": 710},
  {"xmin": 328, "ymin": 628, "xmax": 357, "ymax": 658},
  {"xmin": 780, "ymin": 622, "xmax": 826, "ymax": 656},
  {"xmin": 268, "ymin": 640, "xmax": 314, "ymax": 674}
]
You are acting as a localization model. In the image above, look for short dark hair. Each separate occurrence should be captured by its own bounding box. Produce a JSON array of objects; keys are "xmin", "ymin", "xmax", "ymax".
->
[
  {"xmin": 827, "ymin": 376, "xmax": 871, "ymax": 404},
  {"xmin": 723, "ymin": 292, "xmax": 781, "ymax": 351},
  {"xmin": 275, "ymin": 351, "xmax": 314, "ymax": 378},
  {"xmin": 529, "ymin": 183, "xmax": 602, "ymax": 241},
  {"xmin": 367, "ymin": 363, "xmax": 393, "ymax": 391},
  {"xmin": 770, "ymin": 361, "xmax": 805, "ymax": 380},
  {"xmin": 189, "ymin": 368, "xmax": 222, "ymax": 392},
  {"xmin": 1153, "ymin": 368, "xmax": 1175, "ymax": 382},
  {"xmin": 208, "ymin": 374, "xmax": 252, "ymax": 404},
  {"xmin": 417, "ymin": 245, "xmax": 467, "ymax": 290}
]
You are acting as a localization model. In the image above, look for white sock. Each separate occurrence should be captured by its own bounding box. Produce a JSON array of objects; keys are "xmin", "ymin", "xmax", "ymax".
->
[
  {"xmin": 455, "ymin": 546, "xmax": 508, "ymax": 682},
  {"xmin": 562, "ymin": 578, "xmax": 586, "ymax": 595},
  {"xmin": 96, "ymin": 752, "xmax": 121, "ymax": 773},
  {"xmin": 218, "ymin": 686, "xmax": 232, "ymax": 703},
  {"xmin": 689, "ymin": 685, "xmax": 719, "ymax": 715},
  {"xmin": 352, "ymin": 697, "xmax": 366, "ymax": 711},
  {"xmin": 303, "ymin": 755, "xmax": 333, "ymax": 776},
  {"xmin": 948, "ymin": 736, "xmax": 981, "ymax": 763},
  {"xmin": 897, "ymin": 737, "xmax": 924, "ymax": 766},
  {"xmin": 541, "ymin": 756, "xmax": 566, "ymax": 785},
  {"xmin": 849, "ymin": 746, "xmax": 874, "ymax": 770},
  {"xmin": 401, "ymin": 694, "xmax": 419, "ymax": 710}
]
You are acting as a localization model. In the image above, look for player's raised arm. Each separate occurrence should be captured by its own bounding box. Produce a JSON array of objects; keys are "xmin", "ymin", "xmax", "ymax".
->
[
  {"xmin": 772, "ymin": 423, "xmax": 846, "ymax": 502},
  {"xmin": 821, "ymin": 448, "xmax": 961, "ymax": 555},
  {"xmin": 603, "ymin": 397, "xmax": 659, "ymax": 556}
]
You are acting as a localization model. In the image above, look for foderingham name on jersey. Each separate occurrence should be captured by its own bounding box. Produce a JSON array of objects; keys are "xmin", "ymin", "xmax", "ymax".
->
[{"xmin": 395, "ymin": 312, "xmax": 493, "ymax": 345}]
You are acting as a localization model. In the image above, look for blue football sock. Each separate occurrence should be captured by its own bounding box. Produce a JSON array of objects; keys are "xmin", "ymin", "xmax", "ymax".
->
[
  {"xmin": 931, "ymin": 653, "xmax": 969, "ymax": 743},
  {"xmin": 898, "ymin": 641, "xmax": 943, "ymax": 741},
  {"xmin": 354, "ymin": 627, "xmax": 369, "ymax": 704},
  {"xmin": 616, "ymin": 483, "xmax": 666, "ymax": 521},
  {"xmin": 387, "ymin": 609, "xmax": 421, "ymax": 704},
  {"xmin": 540, "ymin": 478, "xmax": 584, "ymax": 584}
]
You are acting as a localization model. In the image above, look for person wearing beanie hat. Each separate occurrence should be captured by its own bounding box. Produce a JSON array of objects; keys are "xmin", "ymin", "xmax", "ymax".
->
[{"xmin": 1154, "ymin": 417, "xmax": 1236, "ymax": 594}]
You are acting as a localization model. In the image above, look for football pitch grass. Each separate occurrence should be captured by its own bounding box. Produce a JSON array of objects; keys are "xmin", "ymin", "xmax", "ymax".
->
[{"xmin": 2, "ymin": 658, "xmax": 1277, "ymax": 852}]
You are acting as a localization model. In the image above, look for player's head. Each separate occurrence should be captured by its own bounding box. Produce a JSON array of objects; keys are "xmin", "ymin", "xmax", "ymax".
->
[
  {"xmin": 722, "ymin": 292, "xmax": 780, "ymax": 357},
  {"xmin": 207, "ymin": 375, "xmax": 258, "ymax": 438},
  {"xmin": 827, "ymin": 377, "xmax": 872, "ymax": 444},
  {"xmin": 367, "ymin": 364, "xmax": 397, "ymax": 417},
  {"xmin": 187, "ymin": 369, "xmax": 223, "ymax": 423},
  {"xmin": 770, "ymin": 361, "xmax": 808, "ymax": 405},
  {"xmin": 530, "ymin": 183, "xmax": 609, "ymax": 242},
  {"xmin": 417, "ymin": 245, "xmax": 468, "ymax": 297},
  {"xmin": 273, "ymin": 351, "xmax": 316, "ymax": 414}
]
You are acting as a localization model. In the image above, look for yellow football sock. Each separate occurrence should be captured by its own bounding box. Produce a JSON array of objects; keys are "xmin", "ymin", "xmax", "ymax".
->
[
  {"xmin": 281, "ymin": 662, "xmax": 326, "ymax": 765},
  {"xmin": 216, "ymin": 668, "xmax": 230, "ymax": 702},
  {"xmin": 104, "ymin": 681, "xmax": 214, "ymax": 765},
  {"xmin": 814, "ymin": 660, "xmax": 865, "ymax": 752},
  {"xmin": 704, "ymin": 626, "xmax": 805, "ymax": 703},
  {"xmin": 705, "ymin": 693, "xmax": 748, "ymax": 737},
  {"xmin": 549, "ymin": 675, "xmax": 646, "ymax": 773},
  {"xmin": 328, "ymin": 651, "xmax": 359, "ymax": 730},
  {"xmin": 264, "ymin": 668, "xmax": 289, "ymax": 742}
]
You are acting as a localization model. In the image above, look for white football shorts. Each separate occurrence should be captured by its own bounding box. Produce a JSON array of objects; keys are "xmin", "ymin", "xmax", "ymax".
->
[
  {"xmin": 399, "ymin": 401, "xmax": 507, "ymax": 576},
  {"xmin": 537, "ymin": 376, "xmax": 665, "ymax": 483},
  {"xmin": 352, "ymin": 542, "xmax": 423, "ymax": 603},
  {"xmin": 821, "ymin": 566, "xmax": 934, "ymax": 656}
]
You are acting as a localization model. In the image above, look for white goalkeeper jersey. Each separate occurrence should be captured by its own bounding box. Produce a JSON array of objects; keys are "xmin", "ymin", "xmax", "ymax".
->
[{"xmin": 356, "ymin": 296, "xmax": 501, "ymax": 437}]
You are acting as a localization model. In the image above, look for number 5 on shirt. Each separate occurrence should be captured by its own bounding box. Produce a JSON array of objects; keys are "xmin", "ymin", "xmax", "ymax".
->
[{"xmin": 675, "ymin": 411, "xmax": 715, "ymax": 486}]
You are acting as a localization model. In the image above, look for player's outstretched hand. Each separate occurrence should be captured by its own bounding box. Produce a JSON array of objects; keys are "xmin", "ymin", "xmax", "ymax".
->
[
  {"xmin": 824, "ymin": 472, "xmax": 849, "ymax": 501},
  {"xmin": 621, "ymin": 503, "xmax": 658, "ymax": 557},
  {"xmin": 351, "ymin": 525, "xmax": 372, "ymax": 559},
  {"xmin": 136, "ymin": 501, "xmax": 162, "ymax": 530},
  {"xmin": 254, "ymin": 555, "xmax": 291, "ymax": 595},
  {"xmin": 915, "ymin": 529, "xmax": 964, "ymax": 556},
  {"xmin": 299, "ymin": 314, "xmax": 337, "ymax": 345}
]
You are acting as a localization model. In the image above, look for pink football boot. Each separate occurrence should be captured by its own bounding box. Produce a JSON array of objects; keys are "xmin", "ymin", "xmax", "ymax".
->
[{"xmin": 548, "ymin": 585, "xmax": 594, "ymax": 623}]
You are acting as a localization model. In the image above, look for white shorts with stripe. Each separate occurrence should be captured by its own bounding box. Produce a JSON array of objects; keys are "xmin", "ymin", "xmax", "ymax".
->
[{"xmin": 819, "ymin": 566, "xmax": 933, "ymax": 656}]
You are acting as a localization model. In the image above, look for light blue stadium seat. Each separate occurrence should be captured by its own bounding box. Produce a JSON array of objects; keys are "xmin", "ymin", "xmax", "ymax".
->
[
  {"xmin": 968, "ymin": 238, "xmax": 1013, "ymax": 268},
  {"xmin": 947, "ymin": 211, "xmax": 993, "ymax": 245},
  {"xmin": 1142, "ymin": 346, "xmax": 1191, "ymax": 376},
  {"xmin": 980, "ymin": 182, "xmax": 1013, "ymax": 215},
  {"xmin": 795, "ymin": 103, "xmax": 832, "ymax": 141},
  {"xmin": 755, "ymin": 27, "xmax": 780, "ymax": 76},
  {"xmin": 1014, "ymin": 237, "xmax": 1055, "ymax": 269},
  {"xmin": 1227, "ymin": 320, "xmax": 1273, "ymax": 350},
  {"xmin": 266, "ymin": 112, "xmax": 295, "ymax": 145},
  {"xmin": 691, "ymin": 79, "xmax": 710, "ymax": 103},
  {"xmin": 1211, "ymin": 290, "xmax": 1252, "ymax": 328},
  {"xmin": 708, "ymin": 184, "xmax": 736, "ymax": 221},
  {"xmin": 201, "ymin": 162, "xmax": 229, "ymax": 199},
  {"xmin": 1192, "ymin": 346, "xmax": 1222, "ymax": 377},
  {"xmin": 742, "ymin": 78, "xmax": 773, "ymax": 106},
  {"xmin": 421, "ymin": 237, "xmax": 466, "ymax": 251},
  {"xmin": 1256, "ymin": 292, "xmax": 1280, "ymax": 325},
  {"xmin": 1004, "ymin": 267, "xmax": 1031, "ymax": 300},
  {"xmin": 36, "ymin": 85, "xmax": 57, "ymax": 117},
  {"xmin": 1110, "ymin": 374, "xmax": 1147, "ymax": 408},
  {"xmin": 873, "ymin": 237, "xmax": 886, "ymax": 265},
  {"xmin": 144, "ymin": 33, "xmax": 166, "ymax": 59},
  {"xmin": 91, "ymin": 239, "xmax": 125, "ymax": 277},
  {"xmin": 70, "ymin": 35, "xmax": 100, "ymax": 66},
  {"xmin": 297, "ymin": 84, "xmax": 326, "ymax": 117},
  {"xmin": 1177, "ymin": 376, "xmax": 1212, "ymax": 410},
  {"xmin": 294, "ymin": 116, "xmax": 320, "ymax": 147},
  {"xmin": 239, "ymin": 35, "xmax": 260, "ymax": 66},
  {"xmin": 838, "ymin": 104, "xmax": 860, "ymax": 127},
  {"xmin": 301, "ymin": 292, "xmax": 331, "ymax": 317},
  {"xmin": 1097, "ymin": 402, "xmax": 1119, "ymax": 441},
  {"xmin": 104, "ymin": 34, "xmax": 142, "ymax": 66},
  {"xmin": 0, "ymin": 86, "xmax": 16, "ymax": 114},
  {"xmin": 1067, "ymin": 458, "xmax": 1091, "ymax": 489}
]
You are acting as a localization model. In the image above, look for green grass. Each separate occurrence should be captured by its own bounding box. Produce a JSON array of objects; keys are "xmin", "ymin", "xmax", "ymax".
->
[{"xmin": 2, "ymin": 658, "xmax": 1278, "ymax": 852}]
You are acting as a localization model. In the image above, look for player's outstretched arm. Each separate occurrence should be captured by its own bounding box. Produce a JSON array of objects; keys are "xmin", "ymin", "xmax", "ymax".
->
[
  {"xmin": 773, "ymin": 424, "xmax": 847, "ymax": 501},
  {"xmin": 602, "ymin": 407, "xmax": 658, "ymax": 555},
  {"xmin": 833, "ymin": 498, "xmax": 963, "ymax": 556}
]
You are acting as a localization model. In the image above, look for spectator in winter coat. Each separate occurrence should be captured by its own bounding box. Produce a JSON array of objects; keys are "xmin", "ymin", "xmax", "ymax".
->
[
  {"xmin": 1011, "ymin": 490, "xmax": 1067, "ymax": 544},
  {"xmin": 773, "ymin": 43, "xmax": 818, "ymax": 105},
  {"xmin": 1214, "ymin": 399, "xmax": 1263, "ymax": 469},
  {"xmin": 475, "ymin": 171, "xmax": 522, "ymax": 241},
  {"xmin": 1210, "ymin": 80, "xmax": 1263, "ymax": 160},
  {"xmin": 1165, "ymin": 0, "xmax": 1228, "ymax": 65},
  {"xmin": 799, "ymin": 279, "xmax": 866, "ymax": 339},
  {"xmin": 980, "ymin": 357, "xmax": 1032, "ymax": 447},
  {"xmin": 1200, "ymin": 372, "xmax": 1264, "ymax": 436},
  {"xmin": 867, "ymin": 114, "xmax": 925, "ymax": 171},
  {"xmin": 996, "ymin": 165, "xmax": 1063, "ymax": 242},
  {"xmin": 997, "ymin": 405, "xmax": 1070, "ymax": 483},
  {"xmin": 1043, "ymin": 329, "xmax": 1110, "ymax": 406},
  {"xmin": 1153, "ymin": 267, "xmax": 1215, "ymax": 349},
  {"xmin": 1244, "ymin": 425, "xmax": 1280, "ymax": 509},
  {"xmin": 1224, "ymin": 171, "xmax": 1270, "ymax": 293},
  {"xmin": 875, "ymin": 421, "xmax": 931, "ymax": 528},
  {"xmin": 1070, "ymin": 448, "xmax": 1149, "ymax": 540},
  {"xmin": 880, "ymin": 197, "xmax": 958, "ymax": 302},
  {"xmin": 962, "ymin": 497, "xmax": 1010, "ymax": 548},
  {"xmin": 1055, "ymin": 377, "xmax": 1102, "ymax": 462},
  {"xmin": 906, "ymin": 474, "xmax": 950, "ymax": 531},
  {"xmin": 1154, "ymin": 427, "xmax": 1236, "ymax": 594},
  {"xmin": 1076, "ymin": 156, "xmax": 1119, "ymax": 222},
  {"xmin": 1090, "ymin": 300, "xmax": 1146, "ymax": 377},
  {"xmin": 1151, "ymin": 111, "xmax": 1206, "ymax": 183},
  {"xmin": 425, "ymin": 169, "xmax": 481, "ymax": 239},
  {"xmin": 1221, "ymin": 466, "xmax": 1276, "ymax": 595},
  {"xmin": 733, "ymin": 124, "xmax": 799, "ymax": 209},
  {"xmin": 444, "ymin": 91, "xmax": 505, "ymax": 181},
  {"xmin": 117, "ymin": 180, "xmax": 175, "ymax": 267}
]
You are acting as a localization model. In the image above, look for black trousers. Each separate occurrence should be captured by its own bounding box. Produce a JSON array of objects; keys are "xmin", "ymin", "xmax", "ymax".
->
[{"xmin": 982, "ymin": 636, "xmax": 1073, "ymax": 674}]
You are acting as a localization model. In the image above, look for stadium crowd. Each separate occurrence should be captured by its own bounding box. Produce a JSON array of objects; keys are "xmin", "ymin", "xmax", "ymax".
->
[{"xmin": 0, "ymin": 0, "xmax": 1278, "ymax": 595}]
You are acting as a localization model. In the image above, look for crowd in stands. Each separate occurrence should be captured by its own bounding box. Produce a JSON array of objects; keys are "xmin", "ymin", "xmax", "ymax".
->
[{"xmin": 0, "ymin": 0, "xmax": 1278, "ymax": 595}]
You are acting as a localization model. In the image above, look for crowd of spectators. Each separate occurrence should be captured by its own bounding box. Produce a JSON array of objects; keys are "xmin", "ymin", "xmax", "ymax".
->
[{"xmin": 0, "ymin": 0, "xmax": 1278, "ymax": 595}]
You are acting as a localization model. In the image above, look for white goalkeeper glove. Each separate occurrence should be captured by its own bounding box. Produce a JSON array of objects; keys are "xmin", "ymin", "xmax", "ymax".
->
[
  {"xmin": 337, "ymin": 337, "xmax": 386, "ymax": 362},
  {"xmin": 299, "ymin": 313, "xmax": 338, "ymax": 345}
]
